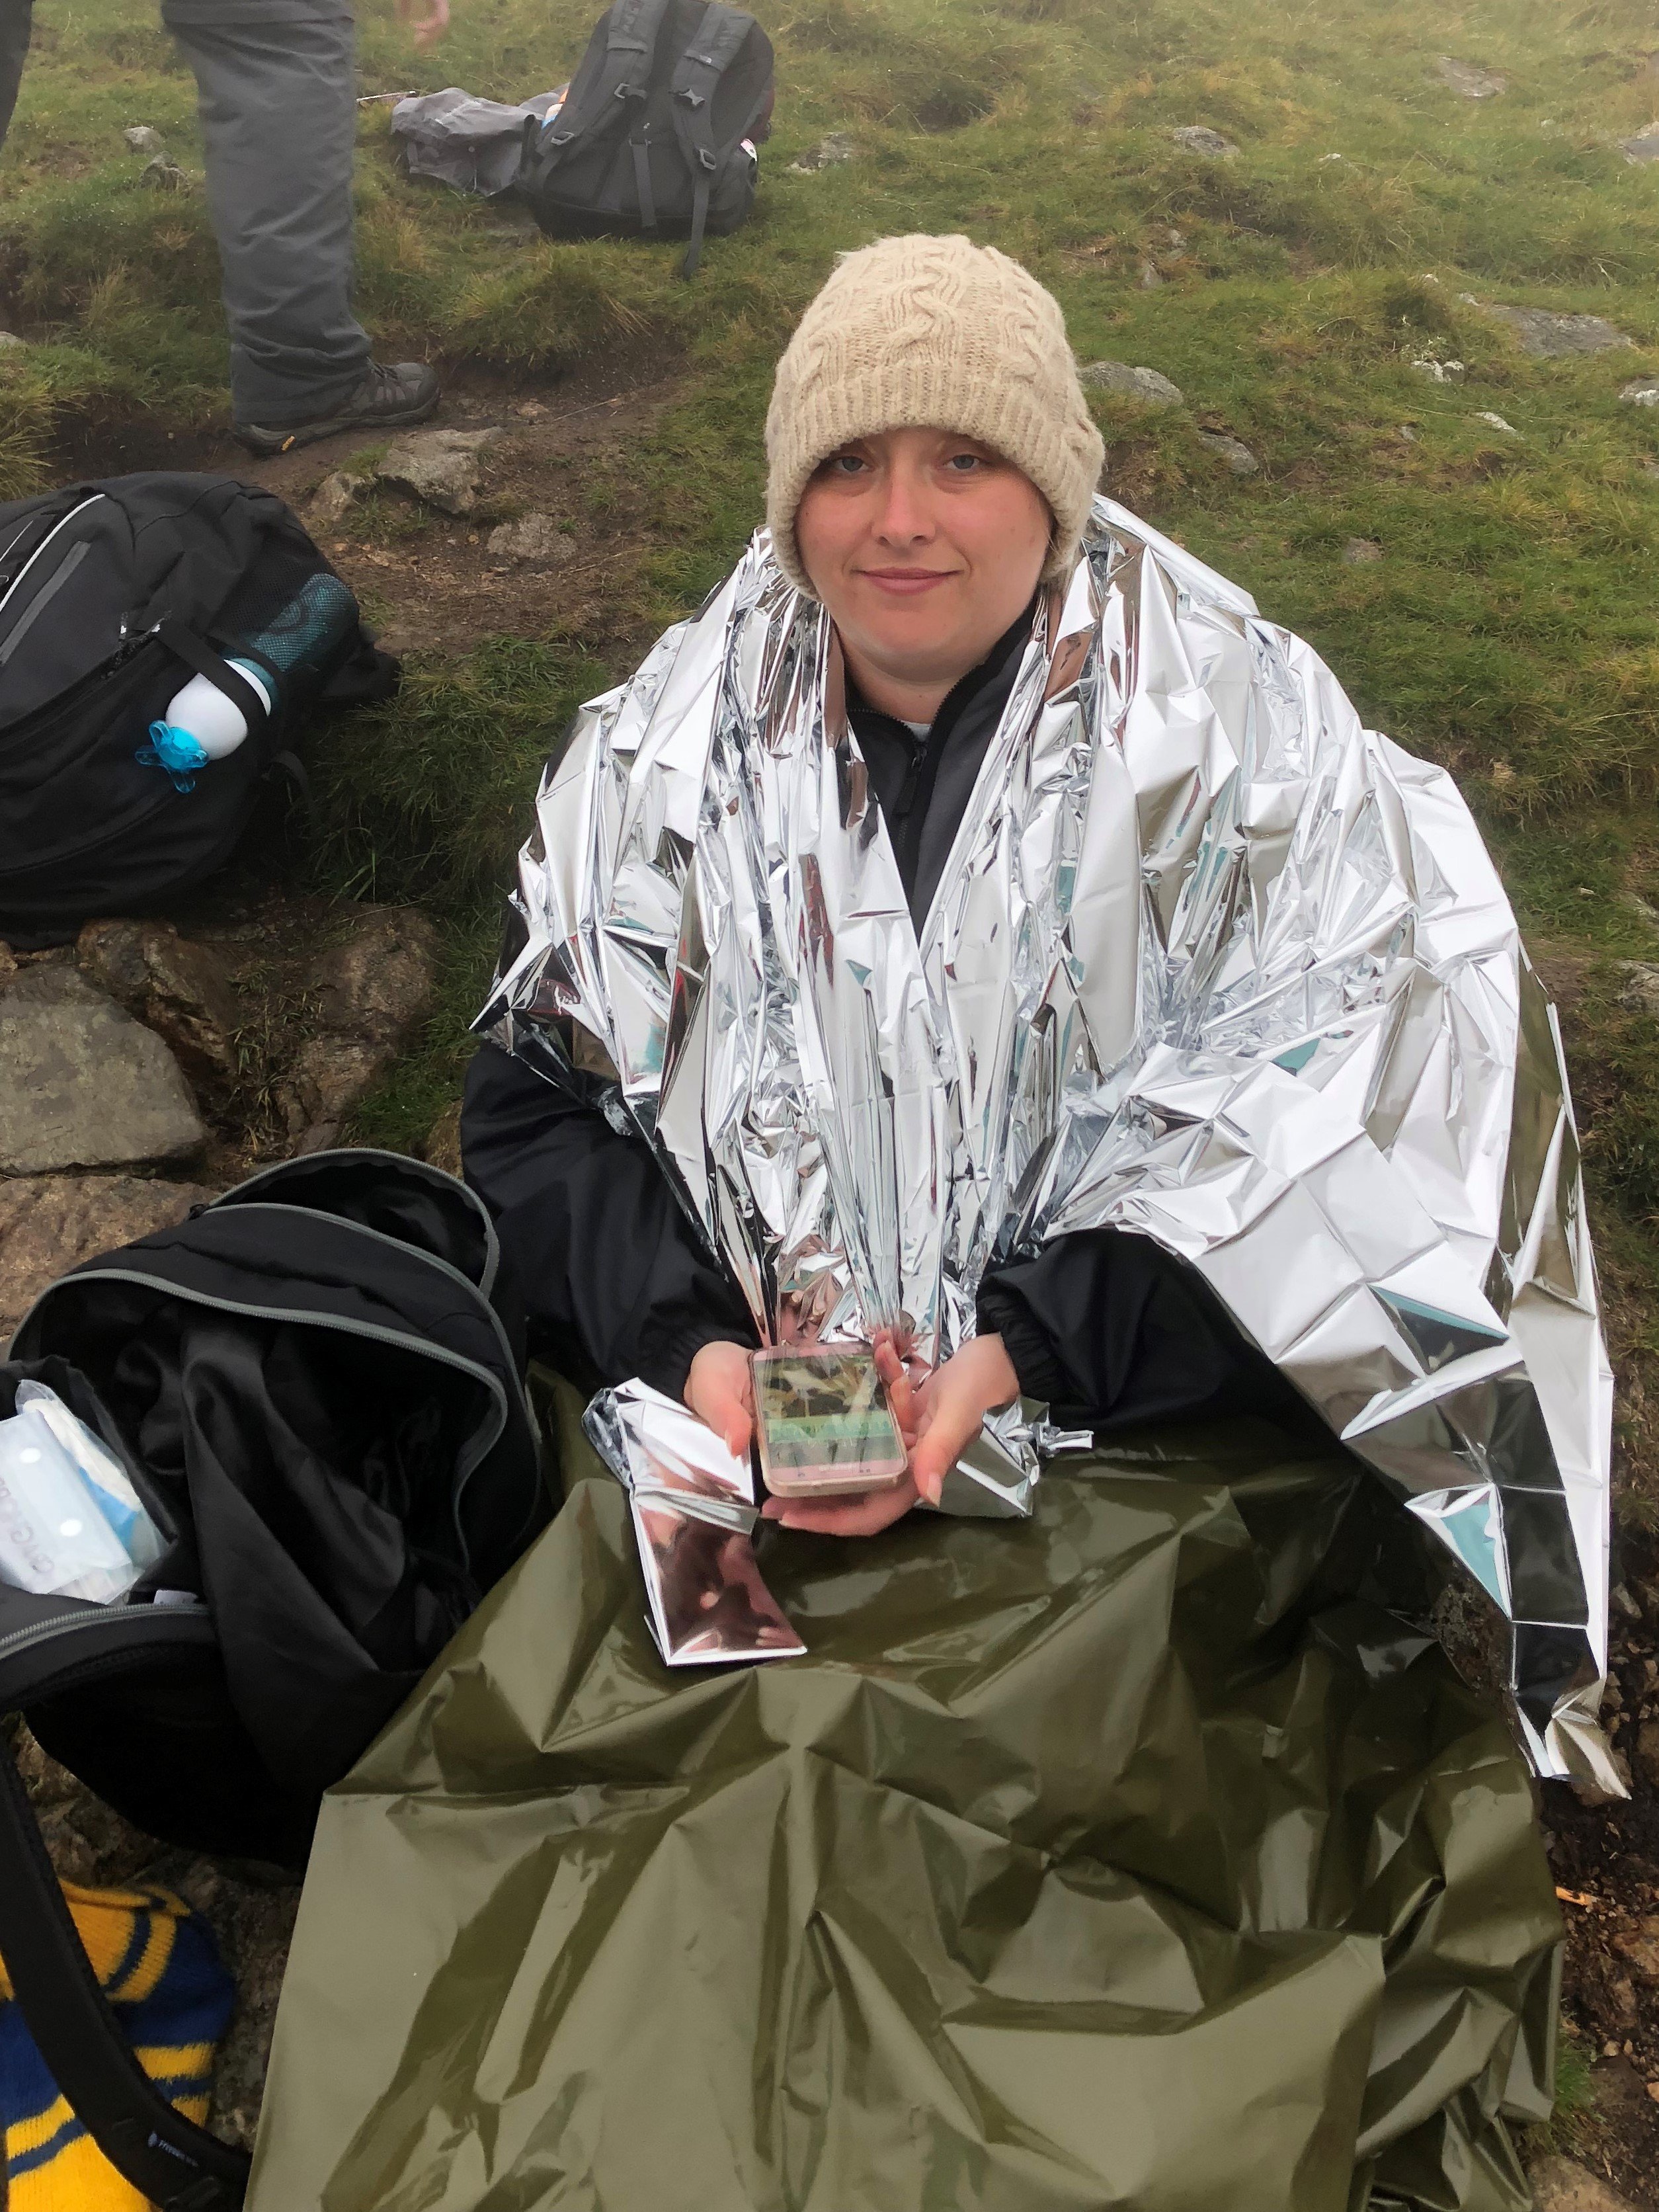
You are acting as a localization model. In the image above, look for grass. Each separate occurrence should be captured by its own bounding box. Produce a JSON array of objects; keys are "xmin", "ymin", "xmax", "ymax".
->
[{"xmin": 3, "ymin": 0, "xmax": 1658, "ymax": 1512}]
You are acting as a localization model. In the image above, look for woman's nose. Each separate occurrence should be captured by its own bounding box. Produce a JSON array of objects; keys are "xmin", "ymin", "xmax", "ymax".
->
[{"xmin": 874, "ymin": 465, "xmax": 933, "ymax": 545}]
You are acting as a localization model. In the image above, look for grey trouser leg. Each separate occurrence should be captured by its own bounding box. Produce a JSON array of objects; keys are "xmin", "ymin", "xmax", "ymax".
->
[
  {"xmin": 0, "ymin": 0, "xmax": 34, "ymax": 155},
  {"xmin": 160, "ymin": 0, "xmax": 372, "ymax": 425}
]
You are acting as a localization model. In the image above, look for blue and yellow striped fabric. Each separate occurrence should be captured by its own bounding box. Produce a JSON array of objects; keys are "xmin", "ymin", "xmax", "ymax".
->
[{"xmin": 0, "ymin": 1881, "xmax": 234, "ymax": 2209}]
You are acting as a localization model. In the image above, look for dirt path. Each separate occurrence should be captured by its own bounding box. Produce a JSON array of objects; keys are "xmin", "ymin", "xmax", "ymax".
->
[{"xmin": 51, "ymin": 353, "xmax": 685, "ymax": 664}]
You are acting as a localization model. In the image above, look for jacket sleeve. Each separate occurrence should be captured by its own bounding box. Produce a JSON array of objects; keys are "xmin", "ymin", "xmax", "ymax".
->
[
  {"xmin": 460, "ymin": 1042, "xmax": 758, "ymax": 1402},
  {"xmin": 977, "ymin": 1229, "xmax": 1309, "ymax": 1436}
]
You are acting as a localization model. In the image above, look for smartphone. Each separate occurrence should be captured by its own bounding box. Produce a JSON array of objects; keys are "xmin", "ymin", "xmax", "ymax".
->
[{"xmin": 750, "ymin": 1346, "xmax": 909, "ymax": 1498}]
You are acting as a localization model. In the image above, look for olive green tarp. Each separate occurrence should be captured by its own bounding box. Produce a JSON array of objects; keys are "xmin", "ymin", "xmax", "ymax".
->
[{"xmin": 247, "ymin": 1401, "xmax": 1561, "ymax": 2212}]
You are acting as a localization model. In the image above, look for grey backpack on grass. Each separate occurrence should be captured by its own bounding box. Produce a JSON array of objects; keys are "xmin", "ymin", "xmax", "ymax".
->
[{"xmin": 518, "ymin": 0, "xmax": 774, "ymax": 276}]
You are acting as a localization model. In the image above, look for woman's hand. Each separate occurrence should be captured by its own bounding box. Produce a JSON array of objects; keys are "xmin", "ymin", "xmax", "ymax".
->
[
  {"xmin": 908, "ymin": 1334, "xmax": 1020, "ymax": 1504},
  {"xmin": 396, "ymin": 0, "xmax": 451, "ymax": 46},
  {"xmin": 753, "ymin": 1334, "xmax": 918, "ymax": 1536},
  {"xmin": 684, "ymin": 1339, "xmax": 756, "ymax": 1459},
  {"xmin": 758, "ymin": 1332, "xmax": 1020, "ymax": 1537}
]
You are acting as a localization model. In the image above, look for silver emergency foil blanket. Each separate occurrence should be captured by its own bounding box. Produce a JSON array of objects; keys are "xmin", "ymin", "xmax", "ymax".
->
[
  {"xmin": 478, "ymin": 497, "xmax": 1616, "ymax": 1789},
  {"xmin": 583, "ymin": 1379, "xmax": 804, "ymax": 1663}
]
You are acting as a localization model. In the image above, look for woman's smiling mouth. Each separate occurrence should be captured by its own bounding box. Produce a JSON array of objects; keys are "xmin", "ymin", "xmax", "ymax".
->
[{"xmin": 856, "ymin": 566, "xmax": 959, "ymax": 595}]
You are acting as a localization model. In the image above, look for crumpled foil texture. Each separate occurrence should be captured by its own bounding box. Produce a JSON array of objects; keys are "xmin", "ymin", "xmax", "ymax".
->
[{"xmin": 479, "ymin": 498, "xmax": 1615, "ymax": 1788}]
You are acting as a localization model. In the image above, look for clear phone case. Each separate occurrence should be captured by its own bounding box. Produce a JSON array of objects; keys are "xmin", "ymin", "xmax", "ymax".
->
[{"xmin": 752, "ymin": 1346, "xmax": 908, "ymax": 1498}]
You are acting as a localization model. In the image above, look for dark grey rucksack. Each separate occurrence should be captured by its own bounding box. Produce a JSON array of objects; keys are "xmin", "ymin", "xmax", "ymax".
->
[{"xmin": 518, "ymin": 0, "xmax": 774, "ymax": 276}]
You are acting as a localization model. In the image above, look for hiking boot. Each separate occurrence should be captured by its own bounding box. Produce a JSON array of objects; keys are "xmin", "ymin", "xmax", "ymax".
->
[{"xmin": 234, "ymin": 360, "xmax": 441, "ymax": 456}]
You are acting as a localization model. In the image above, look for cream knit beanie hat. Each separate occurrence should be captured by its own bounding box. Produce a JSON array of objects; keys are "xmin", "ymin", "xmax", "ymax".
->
[{"xmin": 765, "ymin": 233, "xmax": 1104, "ymax": 598}]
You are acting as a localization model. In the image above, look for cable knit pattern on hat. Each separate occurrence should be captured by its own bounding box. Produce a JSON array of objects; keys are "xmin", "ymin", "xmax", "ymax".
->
[{"xmin": 765, "ymin": 233, "xmax": 1106, "ymax": 598}]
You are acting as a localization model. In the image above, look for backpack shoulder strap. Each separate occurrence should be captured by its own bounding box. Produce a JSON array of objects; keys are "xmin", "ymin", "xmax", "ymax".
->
[
  {"xmin": 668, "ymin": 3, "xmax": 761, "ymax": 276},
  {"xmin": 0, "ymin": 1608, "xmax": 251, "ymax": 2211},
  {"xmin": 540, "ymin": 0, "xmax": 678, "ymax": 160}
]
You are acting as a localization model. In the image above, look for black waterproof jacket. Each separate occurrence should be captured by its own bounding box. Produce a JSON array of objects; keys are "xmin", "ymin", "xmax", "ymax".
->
[{"xmin": 464, "ymin": 616, "xmax": 1305, "ymax": 1432}]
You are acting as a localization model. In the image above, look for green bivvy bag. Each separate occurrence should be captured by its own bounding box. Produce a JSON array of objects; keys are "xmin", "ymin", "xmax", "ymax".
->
[{"xmin": 246, "ymin": 1397, "xmax": 1562, "ymax": 2212}]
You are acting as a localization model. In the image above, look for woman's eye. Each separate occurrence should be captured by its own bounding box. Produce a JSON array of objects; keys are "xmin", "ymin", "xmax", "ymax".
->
[
  {"xmin": 944, "ymin": 452, "xmax": 985, "ymax": 473},
  {"xmin": 829, "ymin": 452, "xmax": 868, "ymax": 475}
]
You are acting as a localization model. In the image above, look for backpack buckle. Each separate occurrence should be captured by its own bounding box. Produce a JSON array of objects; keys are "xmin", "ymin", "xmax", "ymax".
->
[
  {"xmin": 676, "ymin": 87, "xmax": 707, "ymax": 106},
  {"xmin": 698, "ymin": 146, "xmax": 717, "ymax": 169}
]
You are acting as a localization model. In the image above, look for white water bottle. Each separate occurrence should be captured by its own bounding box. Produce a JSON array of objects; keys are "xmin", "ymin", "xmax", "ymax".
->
[{"xmin": 156, "ymin": 655, "xmax": 274, "ymax": 762}]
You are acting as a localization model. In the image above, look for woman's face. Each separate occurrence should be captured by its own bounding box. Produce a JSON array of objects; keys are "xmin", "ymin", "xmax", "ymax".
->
[{"xmin": 795, "ymin": 427, "xmax": 1052, "ymax": 711}]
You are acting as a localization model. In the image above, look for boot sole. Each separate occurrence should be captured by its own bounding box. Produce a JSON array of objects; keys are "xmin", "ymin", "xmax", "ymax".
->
[{"xmin": 233, "ymin": 388, "xmax": 441, "ymax": 458}]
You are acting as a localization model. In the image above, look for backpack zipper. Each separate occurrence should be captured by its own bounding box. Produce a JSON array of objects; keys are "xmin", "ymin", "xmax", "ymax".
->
[
  {"xmin": 0, "ymin": 494, "xmax": 106, "ymax": 646},
  {"xmin": 0, "ymin": 1598, "xmax": 209, "ymax": 1664}
]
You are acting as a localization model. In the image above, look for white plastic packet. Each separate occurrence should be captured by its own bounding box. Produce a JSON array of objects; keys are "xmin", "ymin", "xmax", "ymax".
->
[{"xmin": 0, "ymin": 1383, "xmax": 164, "ymax": 1604}]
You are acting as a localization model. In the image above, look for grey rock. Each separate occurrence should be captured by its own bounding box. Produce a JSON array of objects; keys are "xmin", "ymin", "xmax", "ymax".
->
[
  {"xmin": 788, "ymin": 132, "xmax": 856, "ymax": 173},
  {"xmin": 1138, "ymin": 261, "xmax": 1164, "ymax": 289},
  {"xmin": 1607, "ymin": 1972, "xmax": 1641, "ymax": 2029},
  {"xmin": 1641, "ymin": 458, "xmax": 1659, "ymax": 479},
  {"xmin": 1434, "ymin": 56, "xmax": 1506, "ymax": 99},
  {"xmin": 77, "ymin": 917, "xmax": 245, "ymax": 1092},
  {"xmin": 1196, "ymin": 429, "xmax": 1260, "ymax": 474},
  {"xmin": 1466, "ymin": 301, "xmax": 1635, "ymax": 356},
  {"xmin": 0, "ymin": 1173, "xmax": 215, "ymax": 1339},
  {"xmin": 0, "ymin": 331, "xmax": 27, "ymax": 350},
  {"xmin": 0, "ymin": 938, "xmax": 15, "ymax": 976},
  {"xmin": 140, "ymin": 153, "xmax": 188, "ymax": 190},
  {"xmin": 1170, "ymin": 125, "xmax": 1238, "ymax": 159},
  {"xmin": 0, "ymin": 964, "xmax": 206, "ymax": 1174},
  {"xmin": 1617, "ymin": 961, "xmax": 1659, "ymax": 1016},
  {"xmin": 1473, "ymin": 410, "xmax": 1521, "ymax": 436},
  {"xmin": 486, "ymin": 511, "xmax": 571, "ymax": 562},
  {"xmin": 1397, "ymin": 424, "xmax": 1420, "ymax": 442},
  {"xmin": 310, "ymin": 906, "xmax": 441, "ymax": 1044},
  {"xmin": 123, "ymin": 124, "xmax": 168, "ymax": 156},
  {"xmin": 282, "ymin": 1037, "xmax": 390, "ymax": 1150},
  {"xmin": 276, "ymin": 906, "xmax": 441, "ymax": 1144},
  {"xmin": 1079, "ymin": 360, "xmax": 1185, "ymax": 406},
  {"xmin": 1529, "ymin": 2156, "xmax": 1640, "ymax": 2212},
  {"xmin": 1410, "ymin": 357, "xmax": 1465, "ymax": 382},
  {"xmin": 1619, "ymin": 123, "xmax": 1659, "ymax": 164},
  {"xmin": 309, "ymin": 470, "xmax": 368, "ymax": 525},
  {"xmin": 1617, "ymin": 889, "xmax": 1659, "ymax": 937},
  {"xmin": 376, "ymin": 427, "xmax": 502, "ymax": 516},
  {"xmin": 1342, "ymin": 538, "xmax": 1383, "ymax": 563},
  {"xmin": 1619, "ymin": 378, "xmax": 1659, "ymax": 406},
  {"xmin": 1612, "ymin": 1916, "xmax": 1659, "ymax": 1982}
]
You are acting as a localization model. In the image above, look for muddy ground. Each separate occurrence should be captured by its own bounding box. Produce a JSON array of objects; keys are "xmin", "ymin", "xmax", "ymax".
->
[{"xmin": 54, "ymin": 350, "xmax": 682, "ymax": 666}]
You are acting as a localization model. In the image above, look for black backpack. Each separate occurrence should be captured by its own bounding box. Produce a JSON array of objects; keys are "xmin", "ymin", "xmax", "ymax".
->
[
  {"xmin": 0, "ymin": 472, "xmax": 396, "ymax": 951},
  {"xmin": 0, "ymin": 1150, "xmax": 552, "ymax": 2211},
  {"xmin": 519, "ymin": 0, "xmax": 774, "ymax": 276}
]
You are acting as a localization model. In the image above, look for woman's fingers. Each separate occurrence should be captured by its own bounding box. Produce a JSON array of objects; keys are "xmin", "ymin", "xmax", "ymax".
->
[
  {"xmin": 397, "ymin": 0, "xmax": 451, "ymax": 46},
  {"xmin": 873, "ymin": 1334, "xmax": 918, "ymax": 1446},
  {"xmin": 684, "ymin": 1340, "xmax": 755, "ymax": 1459},
  {"xmin": 910, "ymin": 1415, "xmax": 953, "ymax": 1506}
]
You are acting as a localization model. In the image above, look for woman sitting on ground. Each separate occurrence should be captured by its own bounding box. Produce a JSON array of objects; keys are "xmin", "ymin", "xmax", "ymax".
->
[
  {"xmin": 462, "ymin": 238, "xmax": 1310, "ymax": 1528},
  {"xmin": 251, "ymin": 235, "xmax": 1607, "ymax": 2212}
]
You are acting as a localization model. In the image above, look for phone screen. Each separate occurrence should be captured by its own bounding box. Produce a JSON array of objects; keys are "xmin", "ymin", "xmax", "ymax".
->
[{"xmin": 752, "ymin": 1348, "xmax": 906, "ymax": 1493}]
